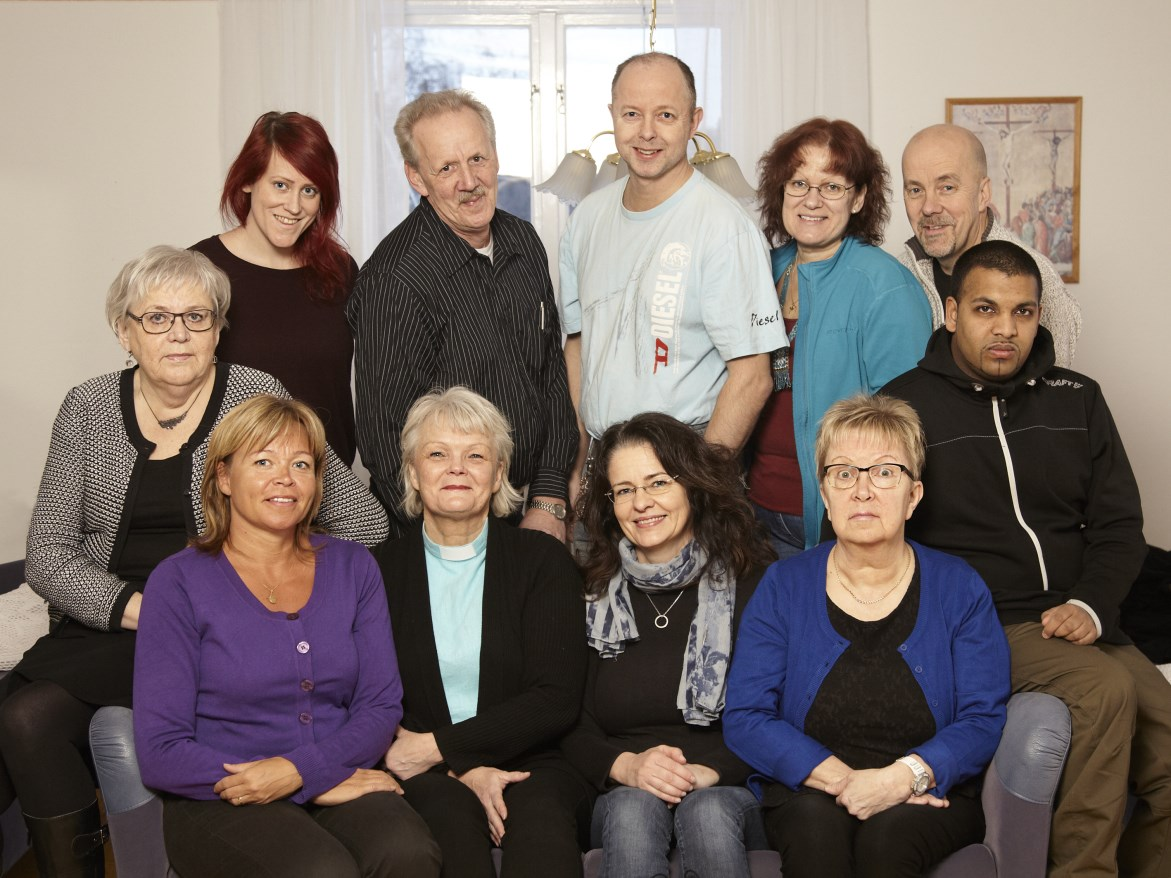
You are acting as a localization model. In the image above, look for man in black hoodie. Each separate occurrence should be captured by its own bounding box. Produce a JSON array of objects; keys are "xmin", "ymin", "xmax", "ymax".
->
[{"xmin": 883, "ymin": 240, "xmax": 1170, "ymax": 878}]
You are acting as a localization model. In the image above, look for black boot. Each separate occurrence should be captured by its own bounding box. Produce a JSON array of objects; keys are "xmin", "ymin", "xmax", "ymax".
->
[{"xmin": 23, "ymin": 801, "xmax": 107, "ymax": 877}]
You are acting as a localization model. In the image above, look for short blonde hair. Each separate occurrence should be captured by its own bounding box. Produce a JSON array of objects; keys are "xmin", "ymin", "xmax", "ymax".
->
[
  {"xmin": 394, "ymin": 90, "xmax": 496, "ymax": 170},
  {"xmin": 197, "ymin": 395, "xmax": 327, "ymax": 554},
  {"xmin": 399, "ymin": 386, "xmax": 522, "ymax": 519},
  {"xmin": 106, "ymin": 245, "xmax": 230, "ymax": 336},
  {"xmin": 815, "ymin": 394, "xmax": 926, "ymax": 481}
]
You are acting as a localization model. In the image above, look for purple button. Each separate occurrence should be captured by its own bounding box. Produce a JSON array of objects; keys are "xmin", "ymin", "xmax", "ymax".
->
[
  {"xmin": 299, "ymin": 712, "xmax": 311, "ymax": 724},
  {"xmin": 296, "ymin": 641, "xmax": 310, "ymax": 654},
  {"xmin": 300, "ymin": 679, "xmax": 314, "ymax": 691}
]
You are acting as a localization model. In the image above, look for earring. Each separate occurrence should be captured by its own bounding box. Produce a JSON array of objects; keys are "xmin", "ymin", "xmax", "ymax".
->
[
  {"xmin": 125, "ymin": 352, "xmax": 136, "ymax": 368},
  {"xmin": 213, "ymin": 355, "xmax": 218, "ymax": 364}
]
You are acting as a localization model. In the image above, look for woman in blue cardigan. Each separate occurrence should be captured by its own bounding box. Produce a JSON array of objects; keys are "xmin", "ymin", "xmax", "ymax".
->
[
  {"xmin": 747, "ymin": 119, "xmax": 932, "ymax": 558},
  {"xmin": 725, "ymin": 395, "xmax": 1010, "ymax": 878}
]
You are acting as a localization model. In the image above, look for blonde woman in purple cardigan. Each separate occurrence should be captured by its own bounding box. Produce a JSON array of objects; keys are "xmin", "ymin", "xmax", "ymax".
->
[{"xmin": 133, "ymin": 396, "xmax": 439, "ymax": 877}]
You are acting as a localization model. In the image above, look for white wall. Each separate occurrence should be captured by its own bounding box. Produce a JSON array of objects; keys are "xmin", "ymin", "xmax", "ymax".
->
[
  {"xmin": 1, "ymin": 1, "xmax": 221, "ymax": 561},
  {"xmin": 869, "ymin": 0, "xmax": 1171, "ymax": 546}
]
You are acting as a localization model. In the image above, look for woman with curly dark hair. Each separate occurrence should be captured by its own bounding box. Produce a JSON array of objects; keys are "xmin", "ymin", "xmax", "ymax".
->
[
  {"xmin": 748, "ymin": 118, "xmax": 932, "ymax": 559},
  {"xmin": 562, "ymin": 413, "xmax": 774, "ymax": 878}
]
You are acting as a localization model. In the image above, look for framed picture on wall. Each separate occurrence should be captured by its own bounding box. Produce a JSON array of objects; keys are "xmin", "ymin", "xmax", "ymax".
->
[{"xmin": 946, "ymin": 97, "xmax": 1082, "ymax": 283}]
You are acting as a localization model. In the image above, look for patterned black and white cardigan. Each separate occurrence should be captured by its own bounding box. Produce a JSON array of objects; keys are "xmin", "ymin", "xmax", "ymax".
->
[{"xmin": 25, "ymin": 363, "xmax": 388, "ymax": 631}]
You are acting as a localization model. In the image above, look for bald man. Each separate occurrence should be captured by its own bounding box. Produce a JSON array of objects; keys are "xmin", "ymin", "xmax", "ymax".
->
[{"xmin": 899, "ymin": 124, "xmax": 1081, "ymax": 367}]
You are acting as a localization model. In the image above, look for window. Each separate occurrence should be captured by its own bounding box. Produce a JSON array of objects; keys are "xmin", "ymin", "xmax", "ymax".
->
[{"xmin": 402, "ymin": 2, "xmax": 720, "ymax": 273}]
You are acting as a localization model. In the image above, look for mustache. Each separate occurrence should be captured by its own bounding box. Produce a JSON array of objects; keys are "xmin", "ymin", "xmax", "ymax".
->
[
  {"xmin": 458, "ymin": 187, "xmax": 489, "ymax": 204},
  {"xmin": 918, "ymin": 217, "xmax": 955, "ymax": 230}
]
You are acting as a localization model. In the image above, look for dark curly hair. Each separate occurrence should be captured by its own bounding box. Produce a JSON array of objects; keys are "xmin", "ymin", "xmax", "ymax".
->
[
  {"xmin": 756, "ymin": 117, "xmax": 891, "ymax": 248},
  {"xmin": 578, "ymin": 413, "xmax": 774, "ymax": 599}
]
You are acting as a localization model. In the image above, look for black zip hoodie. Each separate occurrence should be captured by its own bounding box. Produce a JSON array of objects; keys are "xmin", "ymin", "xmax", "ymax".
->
[{"xmin": 882, "ymin": 326, "xmax": 1145, "ymax": 642}]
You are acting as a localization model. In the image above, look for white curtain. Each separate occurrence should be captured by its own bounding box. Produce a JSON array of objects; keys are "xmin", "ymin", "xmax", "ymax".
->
[
  {"xmin": 218, "ymin": 0, "xmax": 406, "ymax": 262},
  {"xmin": 666, "ymin": 0, "xmax": 871, "ymax": 186}
]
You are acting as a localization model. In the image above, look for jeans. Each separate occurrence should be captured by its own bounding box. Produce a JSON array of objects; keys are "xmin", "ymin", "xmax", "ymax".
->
[
  {"xmin": 752, "ymin": 504, "xmax": 805, "ymax": 561},
  {"xmin": 590, "ymin": 786, "xmax": 766, "ymax": 878}
]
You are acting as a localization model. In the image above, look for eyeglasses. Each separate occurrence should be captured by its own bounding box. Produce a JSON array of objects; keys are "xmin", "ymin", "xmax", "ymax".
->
[
  {"xmin": 126, "ymin": 309, "xmax": 217, "ymax": 334},
  {"xmin": 605, "ymin": 475, "xmax": 680, "ymax": 505},
  {"xmin": 822, "ymin": 463, "xmax": 913, "ymax": 490},
  {"xmin": 784, "ymin": 180, "xmax": 856, "ymax": 201}
]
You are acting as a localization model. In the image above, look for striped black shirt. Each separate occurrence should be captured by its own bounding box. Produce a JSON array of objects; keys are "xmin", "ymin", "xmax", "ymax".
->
[{"xmin": 347, "ymin": 198, "xmax": 577, "ymax": 534}]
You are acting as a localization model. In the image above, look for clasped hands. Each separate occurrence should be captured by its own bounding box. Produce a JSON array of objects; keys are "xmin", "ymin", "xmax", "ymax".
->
[
  {"xmin": 214, "ymin": 757, "xmax": 402, "ymax": 808},
  {"xmin": 609, "ymin": 744, "xmax": 719, "ymax": 804},
  {"xmin": 815, "ymin": 759, "xmax": 947, "ymax": 821}
]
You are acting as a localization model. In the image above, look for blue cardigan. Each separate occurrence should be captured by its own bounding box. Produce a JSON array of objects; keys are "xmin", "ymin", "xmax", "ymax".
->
[
  {"xmin": 723, "ymin": 541, "xmax": 1009, "ymax": 799},
  {"xmin": 770, "ymin": 237, "xmax": 932, "ymax": 546}
]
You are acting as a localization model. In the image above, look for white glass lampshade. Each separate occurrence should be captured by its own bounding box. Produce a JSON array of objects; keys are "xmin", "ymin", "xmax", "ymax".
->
[{"xmin": 535, "ymin": 150, "xmax": 598, "ymax": 206}]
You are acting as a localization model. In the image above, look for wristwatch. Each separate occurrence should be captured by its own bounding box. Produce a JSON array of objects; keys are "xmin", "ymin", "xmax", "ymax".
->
[
  {"xmin": 528, "ymin": 499, "xmax": 567, "ymax": 520},
  {"xmin": 897, "ymin": 755, "xmax": 930, "ymax": 796}
]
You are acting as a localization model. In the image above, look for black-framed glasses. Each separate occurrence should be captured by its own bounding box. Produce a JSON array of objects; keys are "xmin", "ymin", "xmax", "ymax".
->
[
  {"xmin": 605, "ymin": 475, "xmax": 680, "ymax": 505},
  {"xmin": 822, "ymin": 463, "xmax": 913, "ymax": 490},
  {"xmin": 784, "ymin": 180, "xmax": 856, "ymax": 201},
  {"xmin": 126, "ymin": 309, "xmax": 217, "ymax": 334}
]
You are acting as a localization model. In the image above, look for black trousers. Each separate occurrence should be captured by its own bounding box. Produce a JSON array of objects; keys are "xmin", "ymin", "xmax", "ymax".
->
[
  {"xmin": 402, "ymin": 757, "xmax": 594, "ymax": 878},
  {"xmin": 163, "ymin": 791, "xmax": 441, "ymax": 878},
  {"xmin": 763, "ymin": 786, "xmax": 985, "ymax": 878}
]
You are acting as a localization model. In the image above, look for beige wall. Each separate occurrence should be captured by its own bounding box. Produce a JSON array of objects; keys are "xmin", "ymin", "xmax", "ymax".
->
[
  {"xmin": 869, "ymin": 0, "xmax": 1171, "ymax": 545},
  {"xmin": 1, "ymin": 1, "xmax": 221, "ymax": 560},
  {"xmin": 2, "ymin": 0, "xmax": 1167, "ymax": 561}
]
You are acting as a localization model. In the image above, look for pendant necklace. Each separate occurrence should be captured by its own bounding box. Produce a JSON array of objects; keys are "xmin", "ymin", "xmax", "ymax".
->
[
  {"xmin": 264, "ymin": 581, "xmax": 279, "ymax": 605},
  {"xmin": 140, "ymin": 372, "xmax": 209, "ymax": 431},
  {"xmin": 644, "ymin": 590, "xmax": 686, "ymax": 629},
  {"xmin": 831, "ymin": 545, "xmax": 912, "ymax": 606}
]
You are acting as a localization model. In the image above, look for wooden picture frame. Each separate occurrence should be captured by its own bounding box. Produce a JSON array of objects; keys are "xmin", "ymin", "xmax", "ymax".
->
[{"xmin": 946, "ymin": 97, "xmax": 1082, "ymax": 283}]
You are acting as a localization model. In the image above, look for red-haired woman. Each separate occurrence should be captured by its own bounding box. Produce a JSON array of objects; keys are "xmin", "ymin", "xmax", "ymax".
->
[
  {"xmin": 192, "ymin": 111, "xmax": 359, "ymax": 465},
  {"xmin": 747, "ymin": 118, "xmax": 932, "ymax": 559}
]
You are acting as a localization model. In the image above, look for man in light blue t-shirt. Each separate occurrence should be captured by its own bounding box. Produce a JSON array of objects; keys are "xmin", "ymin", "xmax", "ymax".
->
[{"xmin": 559, "ymin": 52, "xmax": 786, "ymax": 499}]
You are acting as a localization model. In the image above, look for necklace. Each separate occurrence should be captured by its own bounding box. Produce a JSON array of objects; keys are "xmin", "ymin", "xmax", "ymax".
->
[
  {"xmin": 139, "ymin": 372, "xmax": 209, "ymax": 430},
  {"xmin": 264, "ymin": 581, "xmax": 279, "ymax": 605},
  {"xmin": 781, "ymin": 262, "xmax": 798, "ymax": 317},
  {"xmin": 831, "ymin": 545, "xmax": 912, "ymax": 606},
  {"xmin": 644, "ymin": 590, "xmax": 686, "ymax": 629}
]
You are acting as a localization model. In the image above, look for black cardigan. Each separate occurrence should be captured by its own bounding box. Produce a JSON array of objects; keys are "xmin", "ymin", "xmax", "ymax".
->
[{"xmin": 376, "ymin": 518, "xmax": 587, "ymax": 773}]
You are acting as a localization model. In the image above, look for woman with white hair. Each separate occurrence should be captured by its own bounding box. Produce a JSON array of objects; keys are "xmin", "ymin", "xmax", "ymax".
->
[{"xmin": 377, "ymin": 386, "xmax": 593, "ymax": 877}]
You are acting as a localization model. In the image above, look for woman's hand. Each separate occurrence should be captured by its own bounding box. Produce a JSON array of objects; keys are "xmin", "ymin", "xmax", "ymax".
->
[
  {"xmin": 120, "ymin": 592, "xmax": 143, "ymax": 631},
  {"xmin": 384, "ymin": 727, "xmax": 443, "ymax": 780},
  {"xmin": 610, "ymin": 745, "xmax": 697, "ymax": 804},
  {"xmin": 687, "ymin": 763, "xmax": 720, "ymax": 790},
  {"xmin": 827, "ymin": 762, "xmax": 943, "ymax": 820},
  {"xmin": 312, "ymin": 768, "xmax": 403, "ymax": 806},
  {"xmin": 214, "ymin": 757, "xmax": 302, "ymax": 805},
  {"xmin": 455, "ymin": 766, "xmax": 531, "ymax": 845}
]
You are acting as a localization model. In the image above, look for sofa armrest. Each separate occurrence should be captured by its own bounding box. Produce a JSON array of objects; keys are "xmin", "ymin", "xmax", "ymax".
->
[{"xmin": 982, "ymin": 692, "xmax": 1071, "ymax": 878}]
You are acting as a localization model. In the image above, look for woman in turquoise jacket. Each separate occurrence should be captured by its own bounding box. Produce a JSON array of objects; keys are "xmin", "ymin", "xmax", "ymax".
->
[{"xmin": 747, "ymin": 118, "xmax": 932, "ymax": 555}]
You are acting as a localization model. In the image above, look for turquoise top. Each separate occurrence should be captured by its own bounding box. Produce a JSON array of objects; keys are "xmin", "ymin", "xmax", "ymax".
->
[{"xmin": 422, "ymin": 520, "xmax": 488, "ymax": 724}]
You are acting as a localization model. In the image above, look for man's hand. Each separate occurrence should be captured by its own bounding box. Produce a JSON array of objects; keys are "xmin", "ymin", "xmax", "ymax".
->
[
  {"xmin": 519, "ymin": 496, "xmax": 567, "ymax": 542},
  {"xmin": 1041, "ymin": 603, "xmax": 1099, "ymax": 645},
  {"xmin": 455, "ymin": 766, "xmax": 531, "ymax": 845},
  {"xmin": 385, "ymin": 727, "xmax": 443, "ymax": 780},
  {"xmin": 312, "ymin": 768, "xmax": 402, "ymax": 806},
  {"xmin": 214, "ymin": 757, "xmax": 302, "ymax": 805}
]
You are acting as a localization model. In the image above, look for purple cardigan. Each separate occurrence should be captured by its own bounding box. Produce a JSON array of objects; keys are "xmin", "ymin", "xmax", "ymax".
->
[{"xmin": 133, "ymin": 536, "xmax": 402, "ymax": 802}]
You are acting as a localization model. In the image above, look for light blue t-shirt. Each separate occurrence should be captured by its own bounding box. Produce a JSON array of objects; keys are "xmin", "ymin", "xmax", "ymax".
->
[
  {"xmin": 558, "ymin": 170, "xmax": 787, "ymax": 437},
  {"xmin": 422, "ymin": 520, "xmax": 488, "ymax": 725}
]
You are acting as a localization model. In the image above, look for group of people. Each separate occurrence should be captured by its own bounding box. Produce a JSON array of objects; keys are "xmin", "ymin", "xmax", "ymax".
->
[{"xmin": 0, "ymin": 45, "xmax": 1165, "ymax": 878}]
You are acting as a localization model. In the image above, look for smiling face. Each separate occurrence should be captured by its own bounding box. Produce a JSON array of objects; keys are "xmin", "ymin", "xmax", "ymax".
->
[
  {"xmin": 216, "ymin": 428, "xmax": 317, "ymax": 539},
  {"xmin": 606, "ymin": 442, "xmax": 693, "ymax": 564},
  {"xmin": 117, "ymin": 282, "xmax": 220, "ymax": 392},
  {"xmin": 902, "ymin": 126, "xmax": 991, "ymax": 274},
  {"xmin": 782, "ymin": 144, "xmax": 865, "ymax": 261},
  {"xmin": 241, "ymin": 150, "xmax": 322, "ymax": 258},
  {"xmin": 405, "ymin": 107, "xmax": 499, "ymax": 248},
  {"xmin": 820, "ymin": 431, "xmax": 922, "ymax": 551},
  {"xmin": 610, "ymin": 56, "xmax": 702, "ymax": 208},
  {"xmin": 408, "ymin": 423, "xmax": 503, "ymax": 527},
  {"xmin": 946, "ymin": 267, "xmax": 1042, "ymax": 384}
]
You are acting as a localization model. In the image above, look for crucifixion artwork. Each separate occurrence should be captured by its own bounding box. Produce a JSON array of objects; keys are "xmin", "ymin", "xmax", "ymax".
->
[{"xmin": 947, "ymin": 97, "xmax": 1082, "ymax": 283}]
